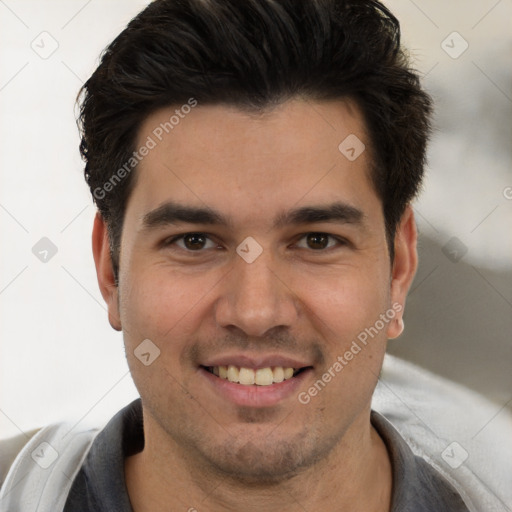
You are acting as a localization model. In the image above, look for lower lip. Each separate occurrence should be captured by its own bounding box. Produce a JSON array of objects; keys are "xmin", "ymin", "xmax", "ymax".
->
[{"xmin": 200, "ymin": 367, "xmax": 312, "ymax": 408}]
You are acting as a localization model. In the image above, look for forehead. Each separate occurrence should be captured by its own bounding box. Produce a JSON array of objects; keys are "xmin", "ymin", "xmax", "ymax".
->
[{"xmin": 126, "ymin": 98, "xmax": 378, "ymax": 228}]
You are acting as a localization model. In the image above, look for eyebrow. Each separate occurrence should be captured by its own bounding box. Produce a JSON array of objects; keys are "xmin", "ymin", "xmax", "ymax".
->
[
  {"xmin": 274, "ymin": 203, "xmax": 364, "ymax": 228},
  {"xmin": 140, "ymin": 200, "xmax": 365, "ymax": 231}
]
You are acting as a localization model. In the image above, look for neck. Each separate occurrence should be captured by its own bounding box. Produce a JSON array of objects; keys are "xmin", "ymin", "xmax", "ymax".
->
[{"xmin": 125, "ymin": 408, "xmax": 392, "ymax": 512}]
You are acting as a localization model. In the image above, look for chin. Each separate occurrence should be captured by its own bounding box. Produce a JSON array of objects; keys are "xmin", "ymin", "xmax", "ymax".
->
[
  {"xmin": 208, "ymin": 442, "xmax": 308, "ymax": 484},
  {"xmin": 199, "ymin": 429, "xmax": 333, "ymax": 485}
]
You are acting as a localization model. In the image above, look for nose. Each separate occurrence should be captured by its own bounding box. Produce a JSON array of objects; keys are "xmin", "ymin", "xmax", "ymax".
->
[{"xmin": 214, "ymin": 251, "xmax": 299, "ymax": 338}]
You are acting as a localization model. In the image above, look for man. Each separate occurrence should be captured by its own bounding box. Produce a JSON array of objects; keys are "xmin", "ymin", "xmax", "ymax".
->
[{"xmin": 0, "ymin": 1, "xmax": 510, "ymax": 511}]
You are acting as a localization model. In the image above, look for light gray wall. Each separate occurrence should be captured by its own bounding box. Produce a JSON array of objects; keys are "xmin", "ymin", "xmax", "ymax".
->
[{"xmin": 384, "ymin": 0, "xmax": 512, "ymax": 406}]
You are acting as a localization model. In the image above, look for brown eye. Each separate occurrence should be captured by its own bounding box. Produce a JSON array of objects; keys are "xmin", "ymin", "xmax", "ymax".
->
[
  {"xmin": 182, "ymin": 233, "xmax": 208, "ymax": 250},
  {"xmin": 306, "ymin": 233, "xmax": 330, "ymax": 250},
  {"xmin": 165, "ymin": 233, "xmax": 216, "ymax": 251},
  {"xmin": 295, "ymin": 232, "xmax": 342, "ymax": 251}
]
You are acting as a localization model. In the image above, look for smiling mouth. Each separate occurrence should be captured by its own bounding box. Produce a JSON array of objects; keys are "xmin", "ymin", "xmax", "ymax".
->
[{"xmin": 203, "ymin": 365, "xmax": 310, "ymax": 386}]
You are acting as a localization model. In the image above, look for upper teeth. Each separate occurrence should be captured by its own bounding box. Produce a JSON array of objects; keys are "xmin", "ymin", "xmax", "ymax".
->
[{"xmin": 212, "ymin": 365, "xmax": 296, "ymax": 386}]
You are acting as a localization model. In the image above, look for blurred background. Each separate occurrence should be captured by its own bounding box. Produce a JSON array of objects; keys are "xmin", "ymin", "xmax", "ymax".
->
[{"xmin": 0, "ymin": 0, "xmax": 511, "ymax": 439}]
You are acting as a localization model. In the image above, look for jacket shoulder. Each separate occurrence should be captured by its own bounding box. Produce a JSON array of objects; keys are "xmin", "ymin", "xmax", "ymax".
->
[
  {"xmin": 374, "ymin": 355, "xmax": 512, "ymax": 512},
  {"xmin": 0, "ymin": 422, "xmax": 100, "ymax": 512},
  {"xmin": 0, "ymin": 429, "xmax": 40, "ymax": 488}
]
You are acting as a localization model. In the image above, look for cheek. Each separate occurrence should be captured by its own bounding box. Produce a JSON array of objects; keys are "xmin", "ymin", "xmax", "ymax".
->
[
  {"xmin": 118, "ymin": 265, "xmax": 217, "ymax": 399},
  {"xmin": 299, "ymin": 265, "xmax": 389, "ymax": 342},
  {"xmin": 118, "ymin": 262, "xmax": 219, "ymax": 348},
  {"xmin": 297, "ymin": 264, "xmax": 390, "ymax": 405},
  {"xmin": 298, "ymin": 270, "xmax": 389, "ymax": 416}
]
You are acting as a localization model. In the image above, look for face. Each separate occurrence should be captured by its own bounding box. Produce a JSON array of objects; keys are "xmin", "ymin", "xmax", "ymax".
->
[{"xmin": 94, "ymin": 98, "xmax": 416, "ymax": 482}]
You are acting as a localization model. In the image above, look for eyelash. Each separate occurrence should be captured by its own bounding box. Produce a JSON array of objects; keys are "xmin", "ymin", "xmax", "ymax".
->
[{"xmin": 163, "ymin": 232, "xmax": 348, "ymax": 252}]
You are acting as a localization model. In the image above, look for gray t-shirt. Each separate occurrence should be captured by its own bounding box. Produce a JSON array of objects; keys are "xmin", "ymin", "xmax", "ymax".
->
[{"xmin": 63, "ymin": 399, "xmax": 470, "ymax": 511}]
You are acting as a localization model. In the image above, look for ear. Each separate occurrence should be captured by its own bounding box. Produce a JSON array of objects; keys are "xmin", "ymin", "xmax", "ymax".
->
[
  {"xmin": 386, "ymin": 205, "xmax": 418, "ymax": 339},
  {"xmin": 92, "ymin": 212, "xmax": 122, "ymax": 331}
]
